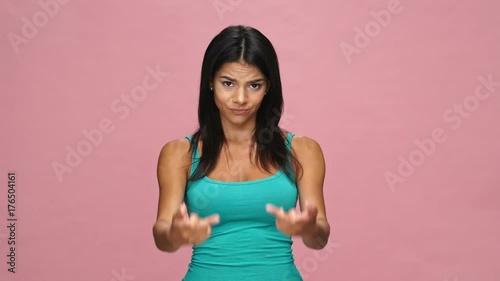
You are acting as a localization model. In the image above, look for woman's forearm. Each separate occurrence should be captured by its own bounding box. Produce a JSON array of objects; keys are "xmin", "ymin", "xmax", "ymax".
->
[{"xmin": 301, "ymin": 218, "xmax": 330, "ymax": 250}]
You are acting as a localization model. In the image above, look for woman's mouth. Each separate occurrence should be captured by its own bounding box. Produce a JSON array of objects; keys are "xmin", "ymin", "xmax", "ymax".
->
[{"xmin": 230, "ymin": 109, "xmax": 250, "ymax": 115}]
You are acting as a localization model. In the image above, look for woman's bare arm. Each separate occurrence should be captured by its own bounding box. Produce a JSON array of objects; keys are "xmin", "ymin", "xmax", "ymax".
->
[
  {"xmin": 291, "ymin": 135, "xmax": 330, "ymax": 249},
  {"xmin": 152, "ymin": 138, "xmax": 191, "ymax": 252}
]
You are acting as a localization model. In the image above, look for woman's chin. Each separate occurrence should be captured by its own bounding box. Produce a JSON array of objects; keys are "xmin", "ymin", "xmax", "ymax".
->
[{"xmin": 222, "ymin": 114, "xmax": 254, "ymax": 125}]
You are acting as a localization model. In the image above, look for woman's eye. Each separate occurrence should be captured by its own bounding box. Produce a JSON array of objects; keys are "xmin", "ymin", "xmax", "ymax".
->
[
  {"xmin": 250, "ymin": 84, "xmax": 261, "ymax": 89},
  {"xmin": 222, "ymin": 81, "xmax": 233, "ymax": 87}
]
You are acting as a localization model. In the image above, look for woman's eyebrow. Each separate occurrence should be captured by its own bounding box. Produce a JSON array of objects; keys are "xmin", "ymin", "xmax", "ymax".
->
[
  {"xmin": 248, "ymin": 78, "xmax": 265, "ymax": 83},
  {"xmin": 219, "ymin": 75, "xmax": 236, "ymax": 81},
  {"xmin": 219, "ymin": 75, "xmax": 264, "ymax": 83}
]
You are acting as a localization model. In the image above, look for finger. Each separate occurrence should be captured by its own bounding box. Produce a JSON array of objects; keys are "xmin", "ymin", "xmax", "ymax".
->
[
  {"xmin": 180, "ymin": 203, "xmax": 190, "ymax": 220},
  {"xmin": 302, "ymin": 201, "xmax": 318, "ymax": 216},
  {"xmin": 277, "ymin": 207, "xmax": 285, "ymax": 218},
  {"xmin": 173, "ymin": 202, "xmax": 184, "ymax": 216},
  {"xmin": 293, "ymin": 211, "xmax": 308, "ymax": 222},
  {"xmin": 189, "ymin": 212, "xmax": 200, "ymax": 225},
  {"xmin": 173, "ymin": 203, "xmax": 188, "ymax": 221},
  {"xmin": 204, "ymin": 214, "xmax": 220, "ymax": 225},
  {"xmin": 266, "ymin": 204, "xmax": 284, "ymax": 216},
  {"xmin": 297, "ymin": 209, "xmax": 318, "ymax": 225},
  {"xmin": 305, "ymin": 205, "xmax": 318, "ymax": 219},
  {"xmin": 288, "ymin": 209, "xmax": 297, "ymax": 222}
]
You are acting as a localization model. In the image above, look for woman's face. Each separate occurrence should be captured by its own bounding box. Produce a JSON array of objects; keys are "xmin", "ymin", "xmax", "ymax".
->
[{"xmin": 211, "ymin": 60, "xmax": 270, "ymax": 127}]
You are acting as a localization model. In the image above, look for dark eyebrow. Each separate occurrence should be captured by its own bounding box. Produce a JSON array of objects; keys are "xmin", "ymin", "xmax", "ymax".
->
[
  {"xmin": 219, "ymin": 76, "xmax": 236, "ymax": 81},
  {"xmin": 219, "ymin": 75, "xmax": 265, "ymax": 83},
  {"xmin": 248, "ymin": 79, "xmax": 265, "ymax": 83}
]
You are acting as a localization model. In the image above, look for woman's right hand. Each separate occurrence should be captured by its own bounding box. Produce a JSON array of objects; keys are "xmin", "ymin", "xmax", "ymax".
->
[{"xmin": 169, "ymin": 202, "xmax": 220, "ymax": 246}]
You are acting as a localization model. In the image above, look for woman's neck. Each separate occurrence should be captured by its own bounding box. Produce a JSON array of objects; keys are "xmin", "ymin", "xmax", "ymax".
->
[{"xmin": 220, "ymin": 123, "xmax": 256, "ymax": 146}]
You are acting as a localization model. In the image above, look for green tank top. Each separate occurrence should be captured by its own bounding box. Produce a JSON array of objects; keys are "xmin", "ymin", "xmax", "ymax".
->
[{"xmin": 182, "ymin": 132, "xmax": 303, "ymax": 281}]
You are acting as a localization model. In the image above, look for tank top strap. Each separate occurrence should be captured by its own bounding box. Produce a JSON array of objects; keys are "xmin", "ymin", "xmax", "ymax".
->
[
  {"xmin": 185, "ymin": 135, "xmax": 200, "ymax": 178},
  {"xmin": 285, "ymin": 132, "xmax": 295, "ymax": 150},
  {"xmin": 285, "ymin": 132, "xmax": 297, "ymax": 182}
]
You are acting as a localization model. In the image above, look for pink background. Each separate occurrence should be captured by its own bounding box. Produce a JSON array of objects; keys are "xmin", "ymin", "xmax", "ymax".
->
[{"xmin": 1, "ymin": 0, "xmax": 499, "ymax": 280}]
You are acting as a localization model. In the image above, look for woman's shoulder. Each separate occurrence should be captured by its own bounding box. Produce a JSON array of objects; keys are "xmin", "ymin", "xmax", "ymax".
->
[
  {"xmin": 287, "ymin": 132, "xmax": 323, "ymax": 153},
  {"xmin": 158, "ymin": 136, "xmax": 193, "ymax": 162},
  {"xmin": 161, "ymin": 136, "xmax": 191, "ymax": 150}
]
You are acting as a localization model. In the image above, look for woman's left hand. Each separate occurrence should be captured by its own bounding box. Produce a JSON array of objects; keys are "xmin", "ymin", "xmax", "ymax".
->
[{"xmin": 266, "ymin": 201, "xmax": 318, "ymax": 237}]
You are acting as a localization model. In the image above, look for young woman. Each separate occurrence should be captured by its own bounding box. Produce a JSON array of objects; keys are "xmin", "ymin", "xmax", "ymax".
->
[{"xmin": 153, "ymin": 25, "xmax": 330, "ymax": 281}]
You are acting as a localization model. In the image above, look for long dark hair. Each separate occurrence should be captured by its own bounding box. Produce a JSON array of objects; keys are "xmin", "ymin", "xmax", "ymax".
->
[{"xmin": 187, "ymin": 25, "xmax": 303, "ymax": 184}]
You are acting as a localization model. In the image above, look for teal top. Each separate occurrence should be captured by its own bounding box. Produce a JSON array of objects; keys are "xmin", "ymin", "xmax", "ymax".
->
[{"xmin": 182, "ymin": 132, "xmax": 303, "ymax": 281}]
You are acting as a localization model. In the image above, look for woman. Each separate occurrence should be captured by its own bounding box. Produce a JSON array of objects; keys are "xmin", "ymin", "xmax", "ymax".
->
[{"xmin": 153, "ymin": 25, "xmax": 330, "ymax": 280}]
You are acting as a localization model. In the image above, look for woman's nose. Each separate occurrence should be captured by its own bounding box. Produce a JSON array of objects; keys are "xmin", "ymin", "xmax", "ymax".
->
[{"xmin": 233, "ymin": 87, "xmax": 247, "ymax": 104}]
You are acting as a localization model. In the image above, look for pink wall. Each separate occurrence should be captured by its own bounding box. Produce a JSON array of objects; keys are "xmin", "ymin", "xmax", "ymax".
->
[{"xmin": 1, "ymin": 0, "xmax": 499, "ymax": 280}]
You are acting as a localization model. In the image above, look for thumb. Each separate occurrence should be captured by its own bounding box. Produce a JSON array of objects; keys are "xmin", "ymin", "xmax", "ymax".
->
[{"xmin": 173, "ymin": 202, "xmax": 188, "ymax": 221}]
